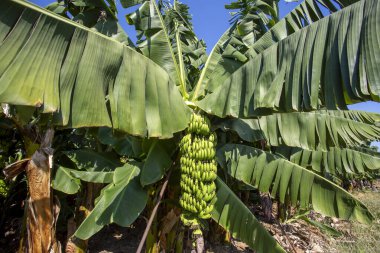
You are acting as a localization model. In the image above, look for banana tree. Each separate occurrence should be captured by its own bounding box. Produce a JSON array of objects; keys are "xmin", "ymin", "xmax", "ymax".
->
[
  {"xmin": 0, "ymin": 0, "xmax": 380, "ymax": 252},
  {"xmin": 215, "ymin": 109, "xmax": 380, "ymax": 221},
  {"xmin": 0, "ymin": 0, "xmax": 137, "ymax": 252}
]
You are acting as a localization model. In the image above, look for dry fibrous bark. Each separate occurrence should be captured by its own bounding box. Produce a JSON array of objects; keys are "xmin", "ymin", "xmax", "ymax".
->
[
  {"xmin": 4, "ymin": 129, "xmax": 61, "ymax": 253},
  {"xmin": 25, "ymin": 129, "xmax": 61, "ymax": 253}
]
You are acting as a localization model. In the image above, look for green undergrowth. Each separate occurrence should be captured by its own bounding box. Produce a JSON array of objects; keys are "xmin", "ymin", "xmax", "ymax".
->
[{"xmin": 334, "ymin": 190, "xmax": 380, "ymax": 253}]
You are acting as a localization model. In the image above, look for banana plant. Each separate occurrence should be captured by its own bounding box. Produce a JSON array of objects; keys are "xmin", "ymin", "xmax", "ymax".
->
[
  {"xmin": 216, "ymin": 109, "xmax": 380, "ymax": 184},
  {"xmin": 215, "ymin": 109, "xmax": 380, "ymax": 222},
  {"xmin": 0, "ymin": 0, "xmax": 139, "ymax": 252},
  {"xmin": 0, "ymin": 0, "xmax": 380, "ymax": 252}
]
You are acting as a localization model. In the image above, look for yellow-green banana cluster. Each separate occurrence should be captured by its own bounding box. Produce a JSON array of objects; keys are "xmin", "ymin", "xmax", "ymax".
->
[{"xmin": 179, "ymin": 113, "xmax": 217, "ymax": 221}]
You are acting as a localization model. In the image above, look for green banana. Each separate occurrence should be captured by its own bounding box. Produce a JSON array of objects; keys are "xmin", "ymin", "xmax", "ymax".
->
[{"xmin": 179, "ymin": 113, "xmax": 218, "ymax": 225}]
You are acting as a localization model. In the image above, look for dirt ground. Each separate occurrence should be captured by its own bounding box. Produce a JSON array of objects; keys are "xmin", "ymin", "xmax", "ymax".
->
[
  {"xmin": 87, "ymin": 181, "xmax": 380, "ymax": 253},
  {"xmin": 1, "ymin": 182, "xmax": 379, "ymax": 253}
]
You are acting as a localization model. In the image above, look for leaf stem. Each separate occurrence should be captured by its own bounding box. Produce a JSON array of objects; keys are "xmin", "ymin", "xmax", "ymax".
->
[
  {"xmin": 136, "ymin": 169, "xmax": 173, "ymax": 253},
  {"xmin": 151, "ymin": 0, "xmax": 188, "ymax": 98},
  {"xmin": 173, "ymin": 0, "xmax": 187, "ymax": 98}
]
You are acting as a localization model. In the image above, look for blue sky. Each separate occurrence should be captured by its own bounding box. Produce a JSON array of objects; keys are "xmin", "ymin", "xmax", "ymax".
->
[
  {"xmin": 31, "ymin": 0, "xmax": 301, "ymax": 48},
  {"xmin": 30, "ymin": 0, "xmax": 380, "ymax": 147}
]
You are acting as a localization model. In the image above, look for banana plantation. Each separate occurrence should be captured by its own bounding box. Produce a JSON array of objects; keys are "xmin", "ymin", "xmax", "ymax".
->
[{"xmin": 0, "ymin": 0, "xmax": 379, "ymax": 252}]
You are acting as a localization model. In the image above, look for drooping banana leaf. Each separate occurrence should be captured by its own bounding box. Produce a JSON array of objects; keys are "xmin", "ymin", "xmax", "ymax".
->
[
  {"xmin": 212, "ymin": 177, "xmax": 286, "ymax": 253},
  {"xmin": 217, "ymin": 144, "xmax": 374, "ymax": 224},
  {"xmin": 0, "ymin": 0, "xmax": 190, "ymax": 138},
  {"xmin": 351, "ymin": 146, "xmax": 380, "ymax": 157},
  {"xmin": 321, "ymin": 110, "xmax": 380, "ymax": 126},
  {"xmin": 70, "ymin": 170, "xmax": 114, "ymax": 183},
  {"xmin": 52, "ymin": 149, "xmax": 121, "ymax": 194},
  {"xmin": 215, "ymin": 116, "xmax": 266, "ymax": 142},
  {"xmin": 274, "ymin": 146, "xmax": 380, "ymax": 177},
  {"xmin": 247, "ymin": 0, "xmax": 360, "ymax": 56},
  {"xmin": 140, "ymin": 139, "xmax": 176, "ymax": 186},
  {"xmin": 63, "ymin": 149, "xmax": 122, "ymax": 171},
  {"xmin": 52, "ymin": 166, "xmax": 114, "ymax": 195},
  {"xmin": 52, "ymin": 166, "xmax": 81, "ymax": 194},
  {"xmin": 197, "ymin": 0, "xmax": 380, "ymax": 117},
  {"xmin": 75, "ymin": 163, "xmax": 147, "ymax": 240},
  {"xmin": 216, "ymin": 111, "xmax": 380, "ymax": 150},
  {"xmin": 192, "ymin": 0, "xmax": 358, "ymax": 100}
]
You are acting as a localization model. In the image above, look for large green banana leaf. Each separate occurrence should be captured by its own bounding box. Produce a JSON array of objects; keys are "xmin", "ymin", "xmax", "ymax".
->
[
  {"xmin": 52, "ymin": 149, "xmax": 122, "ymax": 194},
  {"xmin": 126, "ymin": 1, "xmax": 206, "ymax": 94},
  {"xmin": 351, "ymin": 146, "xmax": 380, "ymax": 157},
  {"xmin": 197, "ymin": 0, "xmax": 380, "ymax": 117},
  {"xmin": 216, "ymin": 111, "xmax": 380, "ymax": 150},
  {"xmin": 52, "ymin": 166, "xmax": 115, "ymax": 194},
  {"xmin": 192, "ymin": 0, "xmax": 358, "ymax": 100},
  {"xmin": 322, "ymin": 110, "xmax": 380, "ymax": 125},
  {"xmin": 212, "ymin": 177, "xmax": 286, "ymax": 253},
  {"xmin": 274, "ymin": 146, "xmax": 380, "ymax": 176},
  {"xmin": 75, "ymin": 163, "xmax": 147, "ymax": 240},
  {"xmin": 52, "ymin": 166, "xmax": 81, "ymax": 194},
  {"xmin": 63, "ymin": 149, "xmax": 122, "ymax": 171},
  {"xmin": 217, "ymin": 144, "xmax": 374, "ymax": 224},
  {"xmin": 140, "ymin": 139, "xmax": 176, "ymax": 186},
  {"xmin": 247, "ymin": 0, "xmax": 360, "ymax": 56},
  {"xmin": 0, "ymin": 0, "xmax": 190, "ymax": 138}
]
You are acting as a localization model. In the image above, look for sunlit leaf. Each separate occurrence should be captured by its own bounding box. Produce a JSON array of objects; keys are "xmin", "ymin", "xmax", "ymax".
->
[
  {"xmin": 217, "ymin": 144, "xmax": 374, "ymax": 224},
  {"xmin": 212, "ymin": 177, "xmax": 286, "ymax": 253},
  {"xmin": 198, "ymin": 0, "xmax": 380, "ymax": 117},
  {"xmin": 75, "ymin": 163, "xmax": 147, "ymax": 239},
  {"xmin": 0, "ymin": 0, "xmax": 190, "ymax": 138}
]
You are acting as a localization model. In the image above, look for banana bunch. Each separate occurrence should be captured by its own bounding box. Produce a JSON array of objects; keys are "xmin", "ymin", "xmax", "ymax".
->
[{"xmin": 179, "ymin": 113, "xmax": 217, "ymax": 221}]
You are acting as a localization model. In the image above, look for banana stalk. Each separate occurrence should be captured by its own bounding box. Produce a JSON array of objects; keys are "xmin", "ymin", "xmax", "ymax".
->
[{"xmin": 179, "ymin": 113, "xmax": 218, "ymax": 252}]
